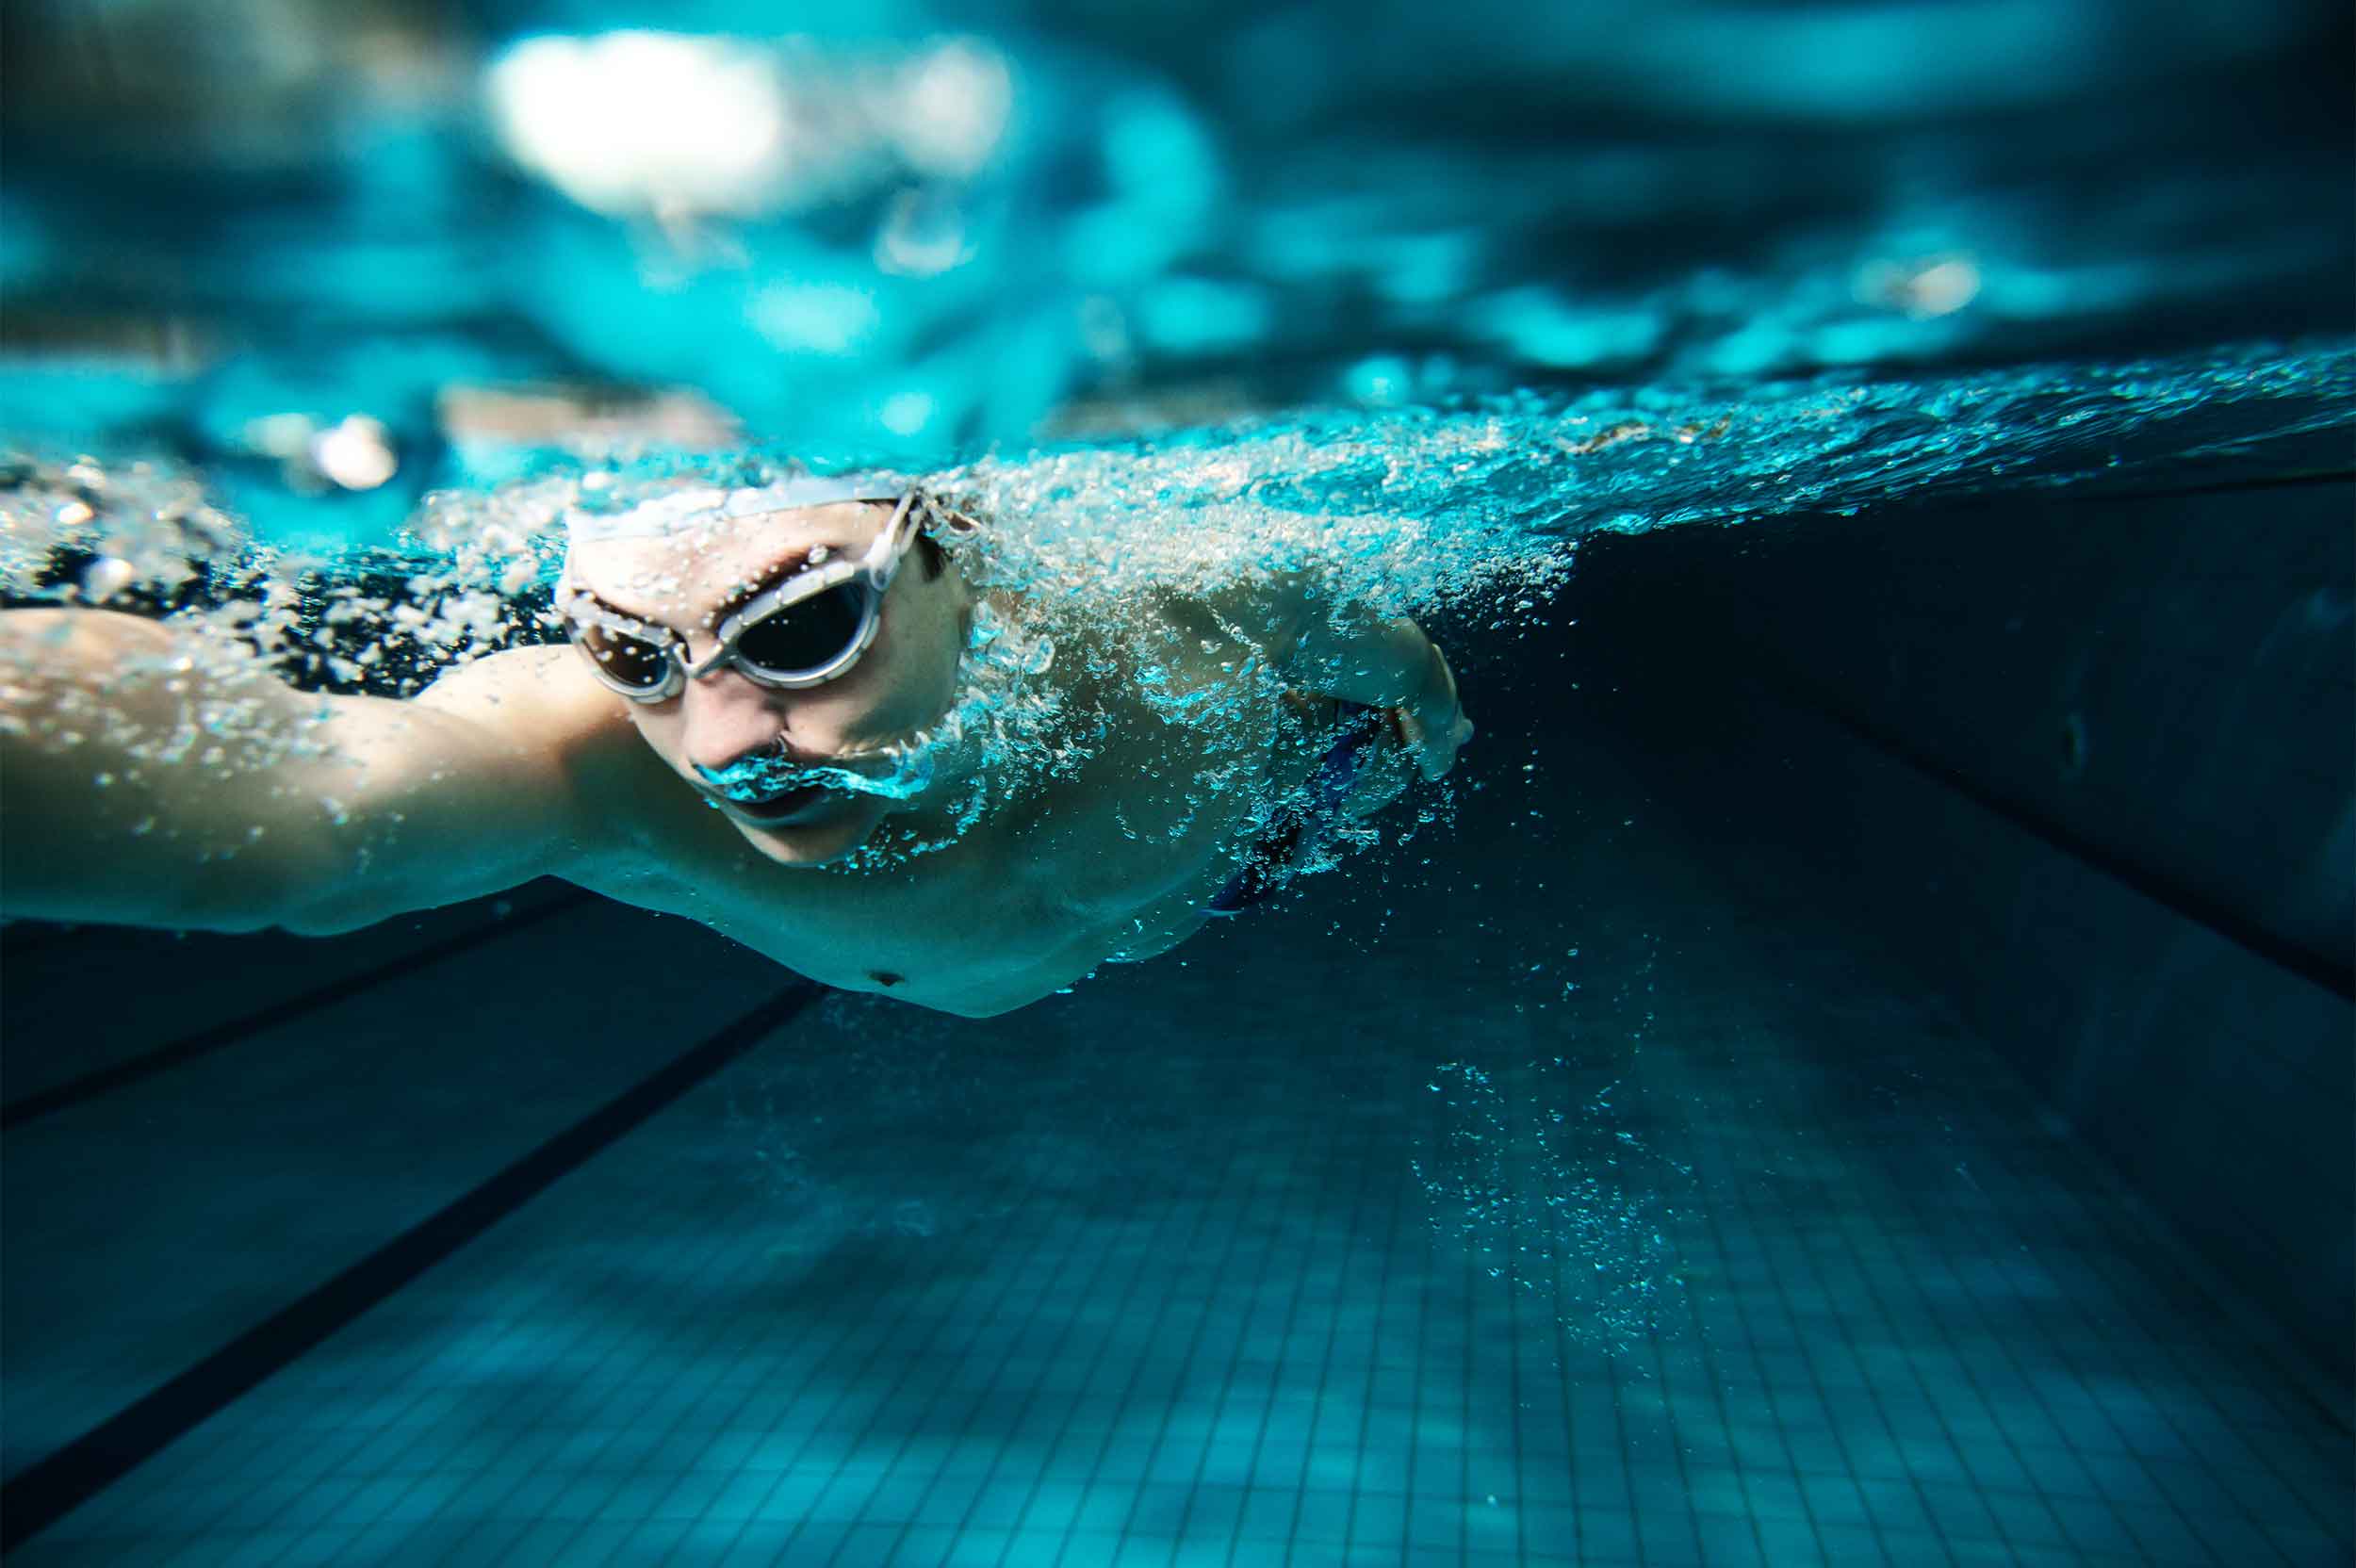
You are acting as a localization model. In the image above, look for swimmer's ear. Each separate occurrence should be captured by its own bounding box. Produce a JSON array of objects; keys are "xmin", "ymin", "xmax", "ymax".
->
[{"xmin": 912, "ymin": 531, "xmax": 947, "ymax": 580}]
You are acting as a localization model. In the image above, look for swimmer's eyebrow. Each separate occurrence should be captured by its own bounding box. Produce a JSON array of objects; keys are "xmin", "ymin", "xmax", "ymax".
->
[{"xmin": 577, "ymin": 547, "xmax": 823, "ymax": 633}]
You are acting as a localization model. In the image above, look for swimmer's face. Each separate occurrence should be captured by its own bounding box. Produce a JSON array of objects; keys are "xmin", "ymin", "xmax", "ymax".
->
[{"xmin": 563, "ymin": 501, "xmax": 969, "ymax": 868}]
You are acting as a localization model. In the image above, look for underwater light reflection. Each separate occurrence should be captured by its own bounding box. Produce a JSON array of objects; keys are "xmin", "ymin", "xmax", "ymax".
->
[
  {"xmin": 485, "ymin": 32, "xmax": 799, "ymax": 221},
  {"xmin": 483, "ymin": 30, "xmax": 1015, "ymax": 225}
]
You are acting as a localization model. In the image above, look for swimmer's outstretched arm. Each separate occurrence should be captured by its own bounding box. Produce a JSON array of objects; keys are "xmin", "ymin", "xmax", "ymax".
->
[
  {"xmin": 0, "ymin": 609, "xmax": 622, "ymax": 935},
  {"xmin": 1226, "ymin": 577, "xmax": 1474, "ymax": 780}
]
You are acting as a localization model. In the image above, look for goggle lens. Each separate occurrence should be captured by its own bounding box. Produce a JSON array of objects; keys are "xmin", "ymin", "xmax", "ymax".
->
[
  {"xmin": 578, "ymin": 623, "xmax": 676, "ymax": 694},
  {"xmin": 733, "ymin": 580, "xmax": 867, "ymax": 678}
]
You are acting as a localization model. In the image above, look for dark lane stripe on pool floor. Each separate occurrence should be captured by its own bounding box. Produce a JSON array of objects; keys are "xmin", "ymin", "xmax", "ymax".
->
[
  {"xmin": 0, "ymin": 892, "xmax": 592, "ymax": 1132},
  {"xmin": 0, "ymin": 981, "xmax": 820, "ymax": 1553}
]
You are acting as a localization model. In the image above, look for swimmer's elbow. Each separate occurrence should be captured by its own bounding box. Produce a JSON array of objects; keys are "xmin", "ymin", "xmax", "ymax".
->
[
  {"xmin": 272, "ymin": 856, "xmax": 453, "ymax": 937},
  {"xmin": 208, "ymin": 822, "xmax": 415, "ymax": 937},
  {"xmin": 191, "ymin": 839, "xmax": 389, "ymax": 938}
]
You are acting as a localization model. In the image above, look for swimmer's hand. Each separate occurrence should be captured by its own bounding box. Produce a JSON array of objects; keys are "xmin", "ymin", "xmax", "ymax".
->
[
  {"xmin": 1390, "ymin": 643, "xmax": 1475, "ymax": 782},
  {"xmin": 1207, "ymin": 573, "xmax": 1473, "ymax": 782}
]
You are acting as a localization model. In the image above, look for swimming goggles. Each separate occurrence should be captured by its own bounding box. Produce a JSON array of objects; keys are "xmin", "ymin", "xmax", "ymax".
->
[{"xmin": 558, "ymin": 488, "xmax": 925, "ymax": 703}]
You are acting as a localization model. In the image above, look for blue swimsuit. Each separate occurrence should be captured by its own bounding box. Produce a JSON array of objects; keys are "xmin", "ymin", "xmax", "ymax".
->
[{"xmin": 1204, "ymin": 702, "xmax": 1388, "ymax": 916}]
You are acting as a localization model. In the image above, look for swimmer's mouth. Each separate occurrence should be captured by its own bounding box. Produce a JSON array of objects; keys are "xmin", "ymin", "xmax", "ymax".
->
[{"xmin": 702, "ymin": 781, "xmax": 843, "ymax": 828}]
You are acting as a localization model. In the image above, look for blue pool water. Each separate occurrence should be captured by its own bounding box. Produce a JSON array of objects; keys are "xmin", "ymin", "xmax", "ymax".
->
[{"xmin": 2, "ymin": 1, "xmax": 2350, "ymax": 1563}]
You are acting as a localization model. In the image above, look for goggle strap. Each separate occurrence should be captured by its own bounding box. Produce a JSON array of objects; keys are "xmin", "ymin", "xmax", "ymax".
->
[{"xmin": 865, "ymin": 490, "xmax": 924, "ymax": 586}]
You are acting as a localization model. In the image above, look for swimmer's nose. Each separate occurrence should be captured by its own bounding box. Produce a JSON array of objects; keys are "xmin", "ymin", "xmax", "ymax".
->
[{"xmin": 678, "ymin": 665, "xmax": 797, "ymax": 776}]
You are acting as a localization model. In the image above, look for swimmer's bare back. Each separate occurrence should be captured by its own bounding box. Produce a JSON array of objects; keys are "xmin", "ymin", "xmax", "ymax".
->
[{"xmin": 0, "ymin": 561, "xmax": 1468, "ymax": 1017}]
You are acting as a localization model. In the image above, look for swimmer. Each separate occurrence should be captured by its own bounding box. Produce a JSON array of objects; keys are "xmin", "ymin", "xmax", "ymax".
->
[{"xmin": 0, "ymin": 477, "xmax": 1472, "ymax": 1017}]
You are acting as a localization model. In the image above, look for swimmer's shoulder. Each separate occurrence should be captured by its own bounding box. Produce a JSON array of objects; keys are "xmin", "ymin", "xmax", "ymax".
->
[
  {"xmin": 1148, "ymin": 570, "xmax": 1320, "ymax": 664},
  {"xmin": 413, "ymin": 643, "xmax": 632, "ymax": 756},
  {"xmin": 410, "ymin": 644, "xmax": 675, "ymax": 850}
]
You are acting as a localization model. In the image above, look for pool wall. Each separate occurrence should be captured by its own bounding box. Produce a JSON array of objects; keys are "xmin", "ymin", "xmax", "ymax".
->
[{"xmin": 1563, "ymin": 466, "xmax": 2355, "ymax": 1403}]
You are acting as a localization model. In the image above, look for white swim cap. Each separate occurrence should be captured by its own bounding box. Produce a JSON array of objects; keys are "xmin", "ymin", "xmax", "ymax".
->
[{"xmin": 561, "ymin": 473, "xmax": 902, "ymax": 545}]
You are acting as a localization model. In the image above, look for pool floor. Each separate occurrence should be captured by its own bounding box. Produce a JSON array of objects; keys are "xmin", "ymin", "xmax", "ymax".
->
[{"xmin": 4, "ymin": 721, "xmax": 2348, "ymax": 1567}]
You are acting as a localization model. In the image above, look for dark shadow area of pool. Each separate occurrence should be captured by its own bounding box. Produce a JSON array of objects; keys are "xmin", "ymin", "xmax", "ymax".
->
[
  {"xmin": 1558, "ymin": 454, "xmax": 2354, "ymax": 1403},
  {"xmin": 1, "ymin": 890, "xmax": 592, "ymax": 1131}
]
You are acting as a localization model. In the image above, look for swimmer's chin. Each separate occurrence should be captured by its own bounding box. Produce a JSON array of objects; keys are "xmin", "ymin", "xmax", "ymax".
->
[{"xmin": 723, "ymin": 794, "xmax": 892, "ymax": 869}]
